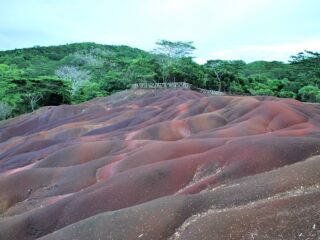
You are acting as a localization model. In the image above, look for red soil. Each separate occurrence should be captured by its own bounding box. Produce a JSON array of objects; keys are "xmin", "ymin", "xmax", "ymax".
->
[{"xmin": 0, "ymin": 89, "xmax": 319, "ymax": 240}]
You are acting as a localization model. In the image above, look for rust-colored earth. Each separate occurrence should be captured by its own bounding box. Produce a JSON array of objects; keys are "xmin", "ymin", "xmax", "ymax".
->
[{"xmin": 0, "ymin": 89, "xmax": 320, "ymax": 240}]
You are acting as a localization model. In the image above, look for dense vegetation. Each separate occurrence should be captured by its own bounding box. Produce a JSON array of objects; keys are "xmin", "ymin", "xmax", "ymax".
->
[{"xmin": 0, "ymin": 41, "xmax": 319, "ymax": 120}]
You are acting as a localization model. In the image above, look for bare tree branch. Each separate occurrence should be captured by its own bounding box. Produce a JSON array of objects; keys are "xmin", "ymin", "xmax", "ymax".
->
[
  {"xmin": 25, "ymin": 93, "xmax": 42, "ymax": 111},
  {"xmin": 0, "ymin": 102, "xmax": 12, "ymax": 120},
  {"xmin": 55, "ymin": 66, "xmax": 91, "ymax": 95}
]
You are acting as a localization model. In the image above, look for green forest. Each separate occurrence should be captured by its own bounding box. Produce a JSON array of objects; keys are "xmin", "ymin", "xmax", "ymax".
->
[{"xmin": 0, "ymin": 41, "xmax": 319, "ymax": 120}]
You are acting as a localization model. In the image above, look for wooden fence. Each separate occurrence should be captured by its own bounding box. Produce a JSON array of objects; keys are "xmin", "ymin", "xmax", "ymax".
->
[{"xmin": 131, "ymin": 82, "xmax": 226, "ymax": 96}]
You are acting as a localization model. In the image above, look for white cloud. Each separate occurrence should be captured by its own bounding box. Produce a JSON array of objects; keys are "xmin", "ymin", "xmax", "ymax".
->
[
  {"xmin": 1, "ymin": 0, "xmax": 320, "ymax": 61},
  {"xmin": 197, "ymin": 38, "xmax": 320, "ymax": 63},
  {"xmin": 239, "ymin": 39, "xmax": 320, "ymax": 53}
]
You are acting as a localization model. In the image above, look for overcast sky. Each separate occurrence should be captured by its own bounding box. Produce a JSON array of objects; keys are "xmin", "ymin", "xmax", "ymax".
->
[{"xmin": 1, "ymin": 0, "xmax": 320, "ymax": 63}]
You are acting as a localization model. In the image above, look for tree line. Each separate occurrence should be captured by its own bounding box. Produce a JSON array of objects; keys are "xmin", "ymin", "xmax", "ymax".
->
[{"xmin": 0, "ymin": 41, "xmax": 319, "ymax": 120}]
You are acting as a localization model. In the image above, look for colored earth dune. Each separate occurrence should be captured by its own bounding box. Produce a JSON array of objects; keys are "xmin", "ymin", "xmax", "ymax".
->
[{"xmin": 0, "ymin": 89, "xmax": 320, "ymax": 240}]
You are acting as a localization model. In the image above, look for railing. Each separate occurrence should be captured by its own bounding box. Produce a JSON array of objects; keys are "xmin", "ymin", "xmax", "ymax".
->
[
  {"xmin": 131, "ymin": 82, "xmax": 226, "ymax": 96},
  {"xmin": 194, "ymin": 88, "xmax": 225, "ymax": 96},
  {"xmin": 131, "ymin": 82, "xmax": 192, "ymax": 89}
]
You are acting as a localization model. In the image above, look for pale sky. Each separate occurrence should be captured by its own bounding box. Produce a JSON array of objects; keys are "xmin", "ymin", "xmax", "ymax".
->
[{"xmin": 0, "ymin": 0, "xmax": 320, "ymax": 63}]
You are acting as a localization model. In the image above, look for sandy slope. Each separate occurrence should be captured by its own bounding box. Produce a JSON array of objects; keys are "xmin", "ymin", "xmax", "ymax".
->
[{"xmin": 0, "ymin": 89, "xmax": 319, "ymax": 240}]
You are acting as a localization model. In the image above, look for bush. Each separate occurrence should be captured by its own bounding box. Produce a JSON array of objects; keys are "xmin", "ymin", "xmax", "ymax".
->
[
  {"xmin": 298, "ymin": 85, "xmax": 320, "ymax": 102},
  {"xmin": 278, "ymin": 90, "xmax": 297, "ymax": 99}
]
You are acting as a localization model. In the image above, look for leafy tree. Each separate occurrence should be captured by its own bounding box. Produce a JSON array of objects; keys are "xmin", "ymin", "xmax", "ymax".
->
[
  {"xmin": 152, "ymin": 40, "xmax": 195, "ymax": 82},
  {"xmin": 290, "ymin": 51, "xmax": 320, "ymax": 86},
  {"xmin": 298, "ymin": 85, "xmax": 320, "ymax": 102},
  {"xmin": 152, "ymin": 40, "xmax": 195, "ymax": 58},
  {"xmin": 72, "ymin": 82, "xmax": 106, "ymax": 103},
  {"xmin": 0, "ymin": 64, "xmax": 24, "ymax": 110},
  {"xmin": 278, "ymin": 90, "xmax": 297, "ymax": 99},
  {"xmin": 99, "ymin": 71, "xmax": 128, "ymax": 93},
  {"xmin": 244, "ymin": 61, "xmax": 289, "ymax": 79},
  {"xmin": 125, "ymin": 57, "xmax": 157, "ymax": 84},
  {"xmin": 29, "ymin": 76, "xmax": 71, "ymax": 106},
  {"xmin": 205, "ymin": 60, "xmax": 226, "ymax": 91},
  {"xmin": 1, "ymin": 42, "xmax": 320, "ymax": 119},
  {"xmin": 290, "ymin": 51, "xmax": 320, "ymax": 65},
  {"xmin": 204, "ymin": 60, "xmax": 245, "ymax": 92}
]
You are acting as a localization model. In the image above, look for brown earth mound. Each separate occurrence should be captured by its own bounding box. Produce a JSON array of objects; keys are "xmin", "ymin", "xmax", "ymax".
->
[{"xmin": 0, "ymin": 89, "xmax": 320, "ymax": 240}]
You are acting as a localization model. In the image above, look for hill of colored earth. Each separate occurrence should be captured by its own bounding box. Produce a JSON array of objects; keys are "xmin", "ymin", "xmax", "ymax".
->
[{"xmin": 0, "ymin": 89, "xmax": 320, "ymax": 239}]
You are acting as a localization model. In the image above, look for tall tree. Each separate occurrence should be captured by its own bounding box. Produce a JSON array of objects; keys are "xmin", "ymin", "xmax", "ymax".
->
[
  {"xmin": 290, "ymin": 51, "xmax": 320, "ymax": 86},
  {"xmin": 152, "ymin": 40, "xmax": 195, "ymax": 82},
  {"xmin": 152, "ymin": 40, "xmax": 195, "ymax": 58},
  {"xmin": 205, "ymin": 60, "xmax": 228, "ymax": 92},
  {"xmin": 0, "ymin": 64, "xmax": 24, "ymax": 110}
]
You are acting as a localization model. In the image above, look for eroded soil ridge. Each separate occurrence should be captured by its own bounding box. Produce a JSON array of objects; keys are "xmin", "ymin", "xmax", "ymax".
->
[{"xmin": 0, "ymin": 89, "xmax": 320, "ymax": 239}]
